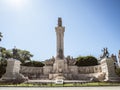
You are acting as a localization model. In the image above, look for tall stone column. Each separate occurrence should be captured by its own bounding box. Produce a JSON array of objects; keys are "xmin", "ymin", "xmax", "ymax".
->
[
  {"xmin": 51, "ymin": 18, "xmax": 69, "ymax": 80},
  {"xmin": 55, "ymin": 17, "xmax": 65, "ymax": 59}
]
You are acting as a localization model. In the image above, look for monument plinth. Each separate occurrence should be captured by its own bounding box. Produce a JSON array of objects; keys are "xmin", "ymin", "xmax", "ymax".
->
[
  {"xmin": 101, "ymin": 57, "xmax": 120, "ymax": 81},
  {"xmin": 1, "ymin": 58, "xmax": 27, "ymax": 81}
]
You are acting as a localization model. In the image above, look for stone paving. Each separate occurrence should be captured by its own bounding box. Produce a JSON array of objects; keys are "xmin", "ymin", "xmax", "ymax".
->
[
  {"xmin": 0, "ymin": 87, "xmax": 120, "ymax": 90},
  {"xmin": 25, "ymin": 80, "xmax": 91, "ymax": 84}
]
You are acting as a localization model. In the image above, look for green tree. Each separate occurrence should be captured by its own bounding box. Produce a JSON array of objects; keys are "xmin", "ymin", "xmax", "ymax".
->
[
  {"xmin": 0, "ymin": 47, "xmax": 13, "ymax": 60},
  {"xmin": 0, "ymin": 59, "xmax": 7, "ymax": 78},
  {"xmin": 0, "ymin": 33, "xmax": 6, "ymax": 78},
  {"xmin": 5, "ymin": 50, "xmax": 13, "ymax": 59},
  {"xmin": 18, "ymin": 50, "xmax": 33, "ymax": 64},
  {"xmin": 0, "ymin": 47, "xmax": 8, "ymax": 78},
  {"xmin": 0, "ymin": 48, "xmax": 33, "ymax": 64},
  {"xmin": 75, "ymin": 56, "xmax": 98, "ymax": 66}
]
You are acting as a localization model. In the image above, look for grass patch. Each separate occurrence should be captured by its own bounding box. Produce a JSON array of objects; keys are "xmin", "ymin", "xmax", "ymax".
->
[{"xmin": 0, "ymin": 82, "xmax": 120, "ymax": 87}]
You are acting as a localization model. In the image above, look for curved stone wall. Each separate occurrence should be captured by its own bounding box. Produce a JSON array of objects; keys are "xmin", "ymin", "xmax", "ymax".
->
[
  {"xmin": 20, "ymin": 66, "xmax": 44, "ymax": 79},
  {"xmin": 20, "ymin": 65, "xmax": 102, "ymax": 80},
  {"xmin": 20, "ymin": 66, "xmax": 43, "ymax": 74},
  {"xmin": 78, "ymin": 65, "xmax": 102, "ymax": 74}
]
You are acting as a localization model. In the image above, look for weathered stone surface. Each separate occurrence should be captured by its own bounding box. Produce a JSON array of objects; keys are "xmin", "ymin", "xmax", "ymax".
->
[
  {"xmin": 43, "ymin": 66, "xmax": 53, "ymax": 75},
  {"xmin": 1, "ymin": 58, "xmax": 27, "ymax": 81},
  {"xmin": 55, "ymin": 18, "xmax": 65, "ymax": 59},
  {"xmin": 78, "ymin": 65, "xmax": 102, "ymax": 74},
  {"xmin": 20, "ymin": 66, "xmax": 43, "ymax": 74},
  {"xmin": 100, "ymin": 57, "xmax": 120, "ymax": 81}
]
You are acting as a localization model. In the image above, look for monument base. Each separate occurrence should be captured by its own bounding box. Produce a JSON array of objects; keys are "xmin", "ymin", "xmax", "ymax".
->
[
  {"xmin": 53, "ymin": 58, "xmax": 68, "ymax": 73},
  {"xmin": 49, "ymin": 58, "xmax": 69, "ymax": 80},
  {"xmin": 1, "ymin": 58, "xmax": 27, "ymax": 82},
  {"xmin": 104, "ymin": 76, "xmax": 120, "ymax": 82},
  {"xmin": 101, "ymin": 58, "xmax": 120, "ymax": 82},
  {"xmin": 49, "ymin": 73, "xmax": 65, "ymax": 80}
]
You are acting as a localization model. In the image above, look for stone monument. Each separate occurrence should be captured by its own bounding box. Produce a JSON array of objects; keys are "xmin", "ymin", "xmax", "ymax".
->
[
  {"xmin": 1, "ymin": 18, "xmax": 120, "ymax": 83},
  {"xmin": 100, "ymin": 57, "xmax": 120, "ymax": 81},
  {"xmin": 2, "ymin": 58, "xmax": 25, "ymax": 80},
  {"xmin": 100, "ymin": 49, "xmax": 120, "ymax": 81},
  {"xmin": 1, "ymin": 47, "xmax": 27, "ymax": 82},
  {"xmin": 49, "ymin": 18, "xmax": 68, "ymax": 80}
]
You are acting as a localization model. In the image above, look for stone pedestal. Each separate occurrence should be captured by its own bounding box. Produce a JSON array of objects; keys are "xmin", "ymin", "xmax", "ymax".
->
[
  {"xmin": 49, "ymin": 73, "xmax": 65, "ymax": 80},
  {"xmin": 1, "ymin": 58, "xmax": 27, "ymax": 81},
  {"xmin": 101, "ymin": 58, "xmax": 120, "ymax": 81},
  {"xmin": 49, "ymin": 58, "xmax": 69, "ymax": 80},
  {"xmin": 53, "ymin": 59, "xmax": 68, "ymax": 73}
]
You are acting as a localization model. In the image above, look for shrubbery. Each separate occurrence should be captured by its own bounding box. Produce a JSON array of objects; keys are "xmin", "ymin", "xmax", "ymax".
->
[
  {"xmin": 75, "ymin": 56, "xmax": 98, "ymax": 66},
  {"xmin": 0, "ymin": 60, "xmax": 7, "ymax": 78},
  {"xmin": 21, "ymin": 61, "xmax": 45, "ymax": 67}
]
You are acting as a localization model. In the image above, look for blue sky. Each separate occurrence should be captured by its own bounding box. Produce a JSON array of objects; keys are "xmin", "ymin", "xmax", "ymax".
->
[{"xmin": 0, "ymin": 0, "xmax": 120, "ymax": 61}]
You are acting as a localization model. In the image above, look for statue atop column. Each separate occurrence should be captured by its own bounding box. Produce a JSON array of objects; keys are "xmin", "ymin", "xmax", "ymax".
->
[
  {"xmin": 12, "ymin": 46, "xmax": 19, "ymax": 60},
  {"xmin": 58, "ymin": 17, "xmax": 62, "ymax": 27},
  {"xmin": 100, "ymin": 48, "xmax": 109, "ymax": 59}
]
